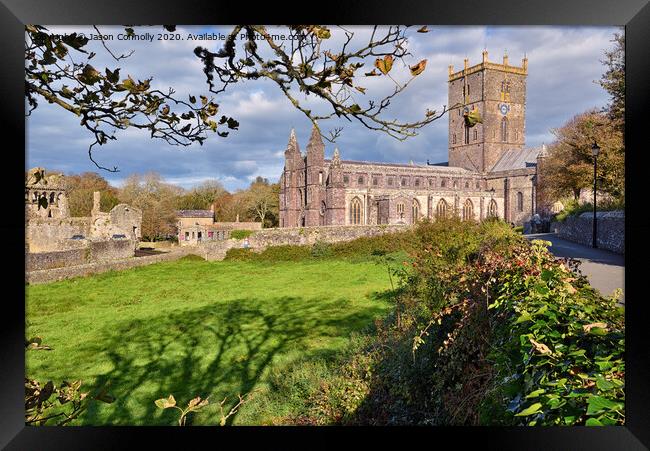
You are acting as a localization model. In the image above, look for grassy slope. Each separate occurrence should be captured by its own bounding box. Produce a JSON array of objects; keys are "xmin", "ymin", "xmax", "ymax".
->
[{"xmin": 26, "ymin": 257, "xmax": 392, "ymax": 425}]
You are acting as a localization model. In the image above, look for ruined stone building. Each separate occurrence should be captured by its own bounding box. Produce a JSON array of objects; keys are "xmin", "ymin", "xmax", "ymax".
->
[
  {"xmin": 176, "ymin": 206, "xmax": 262, "ymax": 246},
  {"xmin": 25, "ymin": 168, "xmax": 143, "ymax": 271},
  {"xmin": 279, "ymin": 51, "xmax": 545, "ymax": 228}
]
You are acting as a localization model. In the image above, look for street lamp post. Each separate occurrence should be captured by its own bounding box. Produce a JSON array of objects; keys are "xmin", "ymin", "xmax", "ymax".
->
[{"xmin": 591, "ymin": 141, "xmax": 600, "ymax": 248}]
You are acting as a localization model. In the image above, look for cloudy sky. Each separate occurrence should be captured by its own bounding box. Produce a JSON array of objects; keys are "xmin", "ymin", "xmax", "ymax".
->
[{"xmin": 26, "ymin": 25, "xmax": 620, "ymax": 191}]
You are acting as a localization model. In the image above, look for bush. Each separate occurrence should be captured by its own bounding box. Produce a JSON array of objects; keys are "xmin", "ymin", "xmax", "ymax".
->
[
  {"xmin": 311, "ymin": 241, "xmax": 333, "ymax": 258},
  {"xmin": 555, "ymin": 197, "xmax": 625, "ymax": 222},
  {"xmin": 297, "ymin": 223, "xmax": 625, "ymax": 427},
  {"xmin": 178, "ymin": 254, "xmax": 205, "ymax": 262},
  {"xmin": 230, "ymin": 230, "xmax": 254, "ymax": 240}
]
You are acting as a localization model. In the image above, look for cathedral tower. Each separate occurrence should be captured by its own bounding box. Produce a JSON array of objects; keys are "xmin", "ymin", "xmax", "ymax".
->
[
  {"xmin": 448, "ymin": 51, "xmax": 527, "ymax": 172},
  {"xmin": 304, "ymin": 124, "xmax": 327, "ymax": 226},
  {"xmin": 279, "ymin": 129, "xmax": 304, "ymax": 228}
]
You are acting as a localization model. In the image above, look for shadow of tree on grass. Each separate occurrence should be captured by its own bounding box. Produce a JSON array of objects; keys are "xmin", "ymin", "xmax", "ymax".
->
[{"xmin": 80, "ymin": 295, "xmax": 388, "ymax": 425}]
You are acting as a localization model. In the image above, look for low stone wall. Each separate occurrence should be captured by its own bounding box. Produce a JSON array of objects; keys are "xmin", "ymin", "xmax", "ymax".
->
[
  {"xmin": 89, "ymin": 239, "xmax": 134, "ymax": 262},
  {"xmin": 26, "ymin": 246, "xmax": 199, "ymax": 284},
  {"xmin": 26, "ymin": 248, "xmax": 89, "ymax": 271},
  {"xmin": 551, "ymin": 210, "xmax": 624, "ymax": 254},
  {"xmin": 198, "ymin": 224, "xmax": 410, "ymax": 261},
  {"xmin": 26, "ymin": 239, "xmax": 137, "ymax": 271},
  {"xmin": 247, "ymin": 224, "xmax": 409, "ymax": 249}
]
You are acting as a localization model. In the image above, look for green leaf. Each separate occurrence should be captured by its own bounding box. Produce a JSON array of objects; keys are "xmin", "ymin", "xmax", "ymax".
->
[
  {"xmin": 525, "ymin": 388, "xmax": 545, "ymax": 399},
  {"xmin": 586, "ymin": 418, "xmax": 604, "ymax": 426},
  {"xmin": 595, "ymin": 376, "xmax": 615, "ymax": 390},
  {"xmin": 515, "ymin": 402, "xmax": 542, "ymax": 416},
  {"xmin": 515, "ymin": 311, "xmax": 532, "ymax": 324},
  {"xmin": 586, "ymin": 395, "xmax": 623, "ymax": 415}
]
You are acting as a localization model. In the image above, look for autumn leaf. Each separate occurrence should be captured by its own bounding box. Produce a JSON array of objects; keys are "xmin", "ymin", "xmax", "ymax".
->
[
  {"xmin": 375, "ymin": 55, "xmax": 394, "ymax": 75},
  {"xmin": 409, "ymin": 59, "xmax": 427, "ymax": 76},
  {"xmin": 355, "ymin": 86, "xmax": 367, "ymax": 94},
  {"xmin": 154, "ymin": 394, "xmax": 177, "ymax": 409},
  {"xmin": 417, "ymin": 26, "xmax": 429, "ymax": 33},
  {"xmin": 161, "ymin": 105, "xmax": 170, "ymax": 115},
  {"xmin": 529, "ymin": 337, "xmax": 552, "ymax": 355},
  {"xmin": 364, "ymin": 69, "xmax": 380, "ymax": 77}
]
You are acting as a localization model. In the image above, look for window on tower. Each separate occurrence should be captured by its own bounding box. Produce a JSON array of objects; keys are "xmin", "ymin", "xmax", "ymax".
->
[
  {"xmin": 473, "ymin": 129, "xmax": 478, "ymax": 141},
  {"xmin": 501, "ymin": 117, "xmax": 508, "ymax": 142},
  {"xmin": 464, "ymin": 124, "xmax": 470, "ymax": 144}
]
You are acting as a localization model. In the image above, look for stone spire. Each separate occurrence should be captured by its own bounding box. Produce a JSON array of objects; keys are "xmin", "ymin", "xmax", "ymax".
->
[
  {"xmin": 285, "ymin": 128, "xmax": 300, "ymax": 155},
  {"xmin": 306, "ymin": 123, "xmax": 324, "ymax": 156},
  {"xmin": 331, "ymin": 147, "xmax": 342, "ymax": 168}
]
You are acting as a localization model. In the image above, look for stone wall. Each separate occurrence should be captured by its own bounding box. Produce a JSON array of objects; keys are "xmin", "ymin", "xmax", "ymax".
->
[
  {"xmin": 248, "ymin": 224, "xmax": 408, "ymax": 248},
  {"xmin": 26, "ymin": 246, "xmax": 199, "ymax": 284},
  {"xmin": 26, "ymin": 239, "xmax": 137, "ymax": 271},
  {"xmin": 551, "ymin": 210, "xmax": 624, "ymax": 254},
  {"xmin": 197, "ymin": 224, "xmax": 410, "ymax": 261},
  {"xmin": 26, "ymin": 248, "xmax": 89, "ymax": 271}
]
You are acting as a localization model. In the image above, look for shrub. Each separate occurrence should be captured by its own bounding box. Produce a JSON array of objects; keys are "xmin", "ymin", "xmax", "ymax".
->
[
  {"xmin": 223, "ymin": 248, "xmax": 253, "ymax": 261},
  {"xmin": 230, "ymin": 230, "xmax": 254, "ymax": 240},
  {"xmin": 178, "ymin": 254, "xmax": 205, "ymax": 262},
  {"xmin": 311, "ymin": 241, "xmax": 333, "ymax": 258},
  {"xmin": 297, "ymin": 223, "xmax": 624, "ymax": 427}
]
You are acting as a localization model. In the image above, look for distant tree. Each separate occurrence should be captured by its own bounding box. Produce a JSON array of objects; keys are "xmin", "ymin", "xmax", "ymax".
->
[
  {"xmin": 244, "ymin": 178, "xmax": 279, "ymax": 227},
  {"xmin": 538, "ymin": 110, "xmax": 624, "ymax": 202},
  {"xmin": 598, "ymin": 31, "xmax": 624, "ymax": 128},
  {"xmin": 176, "ymin": 179, "xmax": 227, "ymax": 210},
  {"xmin": 66, "ymin": 172, "xmax": 120, "ymax": 216},
  {"xmin": 118, "ymin": 172, "xmax": 182, "ymax": 241}
]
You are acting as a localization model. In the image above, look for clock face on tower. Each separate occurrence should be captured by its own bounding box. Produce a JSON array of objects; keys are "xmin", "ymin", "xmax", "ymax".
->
[{"xmin": 498, "ymin": 103, "xmax": 510, "ymax": 115}]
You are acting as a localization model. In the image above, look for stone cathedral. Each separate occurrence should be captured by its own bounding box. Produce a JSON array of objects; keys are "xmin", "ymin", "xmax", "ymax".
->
[{"xmin": 279, "ymin": 51, "xmax": 545, "ymax": 228}]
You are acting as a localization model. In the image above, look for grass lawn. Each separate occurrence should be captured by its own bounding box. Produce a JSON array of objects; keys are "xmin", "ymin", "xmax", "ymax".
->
[{"xmin": 26, "ymin": 256, "xmax": 393, "ymax": 425}]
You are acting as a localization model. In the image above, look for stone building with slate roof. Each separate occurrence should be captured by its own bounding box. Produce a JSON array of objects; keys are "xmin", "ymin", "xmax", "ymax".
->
[
  {"xmin": 279, "ymin": 51, "xmax": 545, "ymax": 228},
  {"xmin": 176, "ymin": 206, "xmax": 261, "ymax": 246}
]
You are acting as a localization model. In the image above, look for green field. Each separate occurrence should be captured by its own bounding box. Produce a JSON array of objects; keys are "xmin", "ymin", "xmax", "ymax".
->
[{"xmin": 26, "ymin": 256, "xmax": 393, "ymax": 425}]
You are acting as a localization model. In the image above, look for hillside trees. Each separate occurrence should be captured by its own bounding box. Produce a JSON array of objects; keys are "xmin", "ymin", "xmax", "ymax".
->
[
  {"xmin": 538, "ymin": 110, "xmax": 624, "ymax": 202},
  {"xmin": 118, "ymin": 172, "xmax": 183, "ymax": 241},
  {"xmin": 66, "ymin": 172, "xmax": 120, "ymax": 216},
  {"xmin": 175, "ymin": 180, "xmax": 227, "ymax": 210},
  {"xmin": 244, "ymin": 177, "xmax": 280, "ymax": 227}
]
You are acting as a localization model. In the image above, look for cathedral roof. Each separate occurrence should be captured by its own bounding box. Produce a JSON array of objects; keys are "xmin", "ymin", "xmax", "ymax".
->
[
  {"xmin": 323, "ymin": 158, "xmax": 473, "ymax": 174},
  {"xmin": 491, "ymin": 146, "xmax": 543, "ymax": 172}
]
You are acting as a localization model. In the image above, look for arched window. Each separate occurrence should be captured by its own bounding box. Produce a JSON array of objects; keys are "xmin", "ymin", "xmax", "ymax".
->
[
  {"xmin": 452, "ymin": 134, "xmax": 457, "ymax": 144},
  {"xmin": 463, "ymin": 199, "xmax": 474, "ymax": 221},
  {"xmin": 412, "ymin": 199, "xmax": 420, "ymax": 223},
  {"xmin": 397, "ymin": 202, "xmax": 405, "ymax": 220},
  {"xmin": 473, "ymin": 129, "xmax": 478, "ymax": 141},
  {"xmin": 501, "ymin": 117, "xmax": 508, "ymax": 142},
  {"xmin": 436, "ymin": 199, "xmax": 449, "ymax": 219},
  {"xmin": 488, "ymin": 199, "xmax": 498, "ymax": 218},
  {"xmin": 350, "ymin": 197, "xmax": 363, "ymax": 225},
  {"xmin": 464, "ymin": 124, "xmax": 470, "ymax": 144},
  {"xmin": 517, "ymin": 192, "xmax": 524, "ymax": 212}
]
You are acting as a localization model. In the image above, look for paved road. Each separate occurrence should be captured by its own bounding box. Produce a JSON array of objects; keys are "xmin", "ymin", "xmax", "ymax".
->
[{"xmin": 526, "ymin": 233, "xmax": 625, "ymax": 303}]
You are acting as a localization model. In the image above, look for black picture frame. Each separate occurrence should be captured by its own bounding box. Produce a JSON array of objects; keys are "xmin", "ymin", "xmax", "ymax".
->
[{"xmin": 3, "ymin": 0, "xmax": 649, "ymax": 448}]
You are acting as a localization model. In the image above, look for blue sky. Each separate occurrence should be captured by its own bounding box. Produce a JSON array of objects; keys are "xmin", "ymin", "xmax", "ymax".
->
[{"xmin": 26, "ymin": 25, "xmax": 620, "ymax": 191}]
